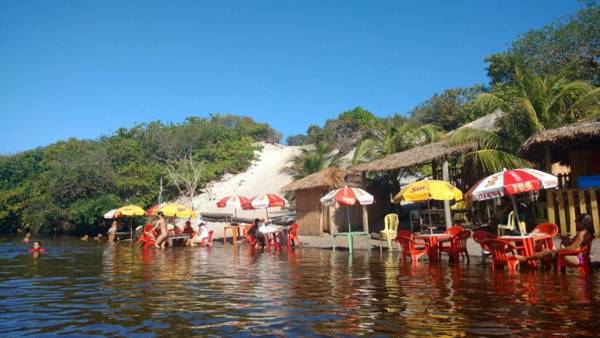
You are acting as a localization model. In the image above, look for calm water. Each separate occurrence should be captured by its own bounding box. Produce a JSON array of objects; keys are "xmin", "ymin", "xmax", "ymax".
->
[{"xmin": 0, "ymin": 237, "xmax": 599, "ymax": 337}]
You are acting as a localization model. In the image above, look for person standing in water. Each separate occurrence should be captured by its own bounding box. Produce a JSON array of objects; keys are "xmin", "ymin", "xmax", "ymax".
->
[
  {"xmin": 154, "ymin": 212, "xmax": 168, "ymax": 248},
  {"xmin": 108, "ymin": 221, "xmax": 118, "ymax": 242},
  {"xmin": 22, "ymin": 230, "xmax": 32, "ymax": 243},
  {"xmin": 28, "ymin": 241, "xmax": 46, "ymax": 253}
]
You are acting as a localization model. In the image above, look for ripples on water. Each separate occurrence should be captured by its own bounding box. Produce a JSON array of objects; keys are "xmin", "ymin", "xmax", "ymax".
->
[{"xmin": 0, "ymin": 236, "xmax": 599, "ymax": 336}]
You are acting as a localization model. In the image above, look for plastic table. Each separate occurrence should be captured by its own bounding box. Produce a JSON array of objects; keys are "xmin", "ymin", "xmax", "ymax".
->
[
  {"xmin": 332, "ymin": 231, "xmax": 369, "ymax": 254},
  {"xmin": 500, "ymin": 233, "xmax": 553, "ymax": 268},
  {"xmin": 414, "ymin": 233, "xmax": 451, "ymax": 261}
]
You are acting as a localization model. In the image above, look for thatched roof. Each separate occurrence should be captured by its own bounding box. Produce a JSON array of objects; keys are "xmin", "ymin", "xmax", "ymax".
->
[
  {"xmin": 519, "ymin": 120, "xmax": 600, "ymax": 162},
  {"xmin": 352, "ymin": 141, "xmax": 476, "ymax": 172},
  {"xmin": 352, "ymin": 111, "xmax": 503, "ymax": 173},
  {"xmin": 281, "ymin": 167, "xmax": 348, "ymax": 192},
  {"xmin": 450, "ymin": 109, "xmax": 504, "ymax": 135}
]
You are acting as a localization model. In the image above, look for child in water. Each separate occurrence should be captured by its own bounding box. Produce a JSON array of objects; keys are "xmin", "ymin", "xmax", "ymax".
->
[{"xmin": 28, "ymin": 241, "xmax": 46, "ymax": 253}]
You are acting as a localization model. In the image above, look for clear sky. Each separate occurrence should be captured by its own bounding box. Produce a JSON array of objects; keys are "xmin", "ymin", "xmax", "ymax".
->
[{"xmin": 0, "ymin": 0, "xmax": 582, "ymax": 153}]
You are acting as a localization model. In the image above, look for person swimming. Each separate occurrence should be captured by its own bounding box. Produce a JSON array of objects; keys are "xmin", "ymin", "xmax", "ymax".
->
[
  {"xmin": 81, "ymin": 234, "xmax": 89, "ymax": 241},
  {"xmin": 28, "ymin": 241, "xmax": 46, "ymax": 253},
  {"xmin": 22, "ymin": 230, "xmax": 32, "ymax": 243}
]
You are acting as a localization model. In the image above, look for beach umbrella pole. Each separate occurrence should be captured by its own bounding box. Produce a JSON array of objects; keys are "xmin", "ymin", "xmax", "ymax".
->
[
  {"xmin": 346, "ymin": 207, "xmax": 351, "ymax": 233},
  {"xmin": 427, "ymin": 200, "xmax": 433, "ymax": 234},
  {"xmin": 511, "ymin": 196, "xmax": 521, "ymax": 235}
]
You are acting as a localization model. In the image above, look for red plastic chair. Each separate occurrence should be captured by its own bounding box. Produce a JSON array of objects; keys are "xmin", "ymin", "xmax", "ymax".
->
[
  {"xmin": 445, "ymin": 225, "xmax": 464, "ymax": 237},
  {"xmin": 533, "ymin": 223, "xmax": 559, "ymax": 250},
  {"xmin": 199, "ymin": 230, "xmax": 214, "ymax": 247},
  {"xmin": 482, "ymin": 239, "xmax": 520, "ymax": 272},
  {"xmin": 396, "ymin": 231, "xmax": 429, "ymax": 264},
  {"xmin": 287, "ymin": 223, "xmax": 300, "ymax": 247},
  {"xmin": 473, "ymin": 230, "xmax": 496, "ymax": 263},
  {"xmin": 137, "ymin": 224, "xmax": 156, "ymax": 248},
  {"xmin": 439, "ymin": 229, "xmax": 471, "ymax": 262},
  {"xmin": 555, "ymin": 244, "xmax": 592, "ymax": 274}
]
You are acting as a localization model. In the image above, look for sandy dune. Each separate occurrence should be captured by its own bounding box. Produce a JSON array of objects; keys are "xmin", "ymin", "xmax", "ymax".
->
[{"xmin": 192, "ymin": 142, "xmax": 302, "ymax": 219}]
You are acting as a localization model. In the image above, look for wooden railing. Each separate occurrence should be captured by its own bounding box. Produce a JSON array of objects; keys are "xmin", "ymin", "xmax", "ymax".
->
[{"xmin": 546, "ymin": 188, "xmax": 600, "ymax": 237}]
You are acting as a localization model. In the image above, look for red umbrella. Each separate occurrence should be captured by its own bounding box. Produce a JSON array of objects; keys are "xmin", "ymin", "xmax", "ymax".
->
[
  {"xmin": 250, "ymin": 193, "xmax": 289, "ymax": 219},
  {"xmin": 320, "ymin": 186, "xmax": 374, "ymax": 233},
  {"xmin": 216, "ymin": 195, "xmax": 253, "ymax": 221},
  {"xmin": 466, "ymin": 168, "xmax": 558, "ymax": 234}
]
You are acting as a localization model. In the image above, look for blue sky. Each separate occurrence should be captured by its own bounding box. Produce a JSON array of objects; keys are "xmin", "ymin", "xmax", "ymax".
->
[{"xmin": 0, "ymin": 0, "xmax": 582, "ymax": 153}]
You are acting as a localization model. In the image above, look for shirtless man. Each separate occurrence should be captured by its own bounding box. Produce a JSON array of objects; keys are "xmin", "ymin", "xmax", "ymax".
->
[{"xmin": 154, "ymin": 212, "xmax": 168, "ymax": 248}]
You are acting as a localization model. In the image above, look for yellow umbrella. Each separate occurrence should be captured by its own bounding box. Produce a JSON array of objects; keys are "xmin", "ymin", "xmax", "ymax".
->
[
  {"xmin": 115, "ymin": 205, "xmax": 146, "ymax": 217},
  {"xmin": 394, "ymin": 180, "xmax": 462, "ymax": 233},
  {"xmin": 114, "ymin": 205, "xmax": 146, "ymax": 244},
  {"xmin": 394, "ymin": 180, "xmax": 462, "ymax": 202},
  {"xmin": 157, "ymin": 203, "xmax": 197, "ymax": 218}
]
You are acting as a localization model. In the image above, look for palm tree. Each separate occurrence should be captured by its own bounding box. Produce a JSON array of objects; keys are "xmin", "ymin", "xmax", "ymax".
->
[
  {"xmin": 450, "ymin": 66, "xmax": 600, "ymax": 176},
  {"xmin": 351, "ymin": 122, "xmax": 445, "ymax": 193},
  {"xmin": 281, "ymin": 143, "xmax": 341, "ymax": 180},
  {"xmin": 479, "ymin": 66, "xmax": 600, "ymax": 141},
  {"xmin": 352, "ymin": 122, "xmax": 445, "ymax": 165}
]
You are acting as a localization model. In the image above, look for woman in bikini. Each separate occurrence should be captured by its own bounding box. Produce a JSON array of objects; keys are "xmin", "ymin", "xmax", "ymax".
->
[{"xmin": 518, "ymin": 214, "xmax": 594, "ymax": 266}]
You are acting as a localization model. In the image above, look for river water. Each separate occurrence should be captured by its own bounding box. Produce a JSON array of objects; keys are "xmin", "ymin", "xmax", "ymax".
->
[{"xmin": 0, "ymin": 236, "xmax": 599, "ymax": 336}]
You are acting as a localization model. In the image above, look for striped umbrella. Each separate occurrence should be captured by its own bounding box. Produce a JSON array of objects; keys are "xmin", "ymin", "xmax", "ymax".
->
[
  {"xmin": 320, "ymin": 186, "xmax": 374, "ymax": 233},
  {"xmin": 467, "ymin": 168, "xmax": 558, "ymax": 233},
  {"xmin": 251, "ymin": 193, "xmax": 289, "ymax": 220},
  {"xmin": 216, "ymin": 195, "xmax": 253, "ymax": 221}
]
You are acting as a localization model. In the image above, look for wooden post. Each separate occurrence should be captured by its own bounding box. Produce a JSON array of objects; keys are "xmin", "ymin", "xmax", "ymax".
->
[
  {"xmin": 567, "ymin": 189, "xmax": 576, "ymax": 235},
  {"xmin": 442, "ymin": 159, "xmax": 452, "ymax": 229},
  {"xmin": 544, "ymin": 143, "xmax": 557, "ymax": 224},
  {"xmin": 362, "ymin": 205, "xmax": 369, "ymax": 234},
  {"xmin": 590, "ymin": 190, "xmax": 600, "ymax": 238},
  {"xmin": 319, "ymin": 205, "xmax": 324, "ymax": 236},
  {"xmin": 578, "ymin": 190, "xmax": 587, "ymax": 214},
  {"xmin": 556, "ymin": 189, "xmax": 567, "ymax": 235}
]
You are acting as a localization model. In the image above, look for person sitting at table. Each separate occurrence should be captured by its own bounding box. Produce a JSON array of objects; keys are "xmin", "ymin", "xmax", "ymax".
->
[
  {"xmin": 517, "ymin": 214, "xmax": 594, "ymax": 266},
  {"xmin": 181, "ymin": 220, "xmax": 195, "ymax": 246},
  {"xmin": 248, "ymin": 218, "xmax": 266, "ymax": 248},
  {"xmin": 191, "ymin": 222, "xmax": 210, "ymax": 246}
]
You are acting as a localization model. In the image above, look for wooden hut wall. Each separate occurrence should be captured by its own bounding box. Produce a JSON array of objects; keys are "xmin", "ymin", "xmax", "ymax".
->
[
  {"xmin": 295, "ymin": 189, "xmax": 325, "ymax": 236},
  {"xmin": 332, "ymin": 204, "xmax": 364, "ymax": 232},
  {"xmin": 366, "ymin": 186, "xmax": 395, "ymax": 232}
]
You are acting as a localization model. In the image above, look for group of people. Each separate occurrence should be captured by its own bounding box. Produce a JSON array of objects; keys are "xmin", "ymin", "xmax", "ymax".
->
[
  {"xmin": 142, "ymin": 212, "xmax": 211, "ymax": 248},
  {"xmin": 246, "ymin": 218, "xmax": 295, "ymax": 249}
]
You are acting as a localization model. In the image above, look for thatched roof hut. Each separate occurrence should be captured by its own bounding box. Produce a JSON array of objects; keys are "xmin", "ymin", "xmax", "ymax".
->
[
  {"xmin": 352, "ymin": 141, "xmax": 476, "ymax": 172},
  {"xmin": 282, "ymin": 167, "xmax": 368, "ymax": 236},
  {"xmin": 519, "ymin": 120, "xmax": 600, "ymax": 163},
  {"xmin": 282, "ymin": 167, "xmax": 347, "ymax": 192}
]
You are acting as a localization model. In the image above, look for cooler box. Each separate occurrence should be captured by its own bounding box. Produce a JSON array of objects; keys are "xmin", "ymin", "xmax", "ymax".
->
[{"xmin": 577, "ymin": 175, "xmax": 600, "ymax": 189}]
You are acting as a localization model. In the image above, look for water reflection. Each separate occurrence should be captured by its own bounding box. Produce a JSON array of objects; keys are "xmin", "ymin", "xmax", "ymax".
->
[{"xmin": 0, "ymin": 236, "xmax": 598, "ymax": 336}]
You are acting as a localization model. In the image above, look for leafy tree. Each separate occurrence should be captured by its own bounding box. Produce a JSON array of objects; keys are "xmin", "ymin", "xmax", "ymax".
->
[
  {"xmin": 486, "ymin": 4, "xmax": 600, "ymax": 86},
  {"xmin": 410, "ymin": 85, "xmax": 486, "ymax": 131}
]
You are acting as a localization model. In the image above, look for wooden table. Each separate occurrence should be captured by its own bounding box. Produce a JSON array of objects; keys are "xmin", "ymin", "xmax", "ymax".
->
[
  {"xmin": 500, "ymin": 233, "xmax": 553, "ymax": 268},
  {"xmin": 223, "ymin": 225, "xmax": 241, "ymax": 244},
  {"xmin": 167, "ymin": 234, "xmax": 190, "ymax": 247},
  {"xmin": 414, "ymin": 233, "xmax": 451, "ymax": 262},
  {"xmin": 332, "ymin": 232, "xmax": 369, "ymax": 254}
]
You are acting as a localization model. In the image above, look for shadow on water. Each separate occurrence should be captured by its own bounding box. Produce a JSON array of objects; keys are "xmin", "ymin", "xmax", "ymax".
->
[{"xmin": 0, "ymin": 236, "xmax": 599, "ymax": 336}]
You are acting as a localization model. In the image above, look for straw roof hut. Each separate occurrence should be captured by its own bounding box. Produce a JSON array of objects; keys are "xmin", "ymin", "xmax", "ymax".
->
[
  {"xmin": 519, "ymin": 120, "xmax": 600, "ymax": 164},
  {"xmin": 352, "ymin": 141, "xmax": 476, "ymax": 173},
  {"xmin": 518, "ymin": 120, "xmax": 600, "ymax": 237},
  {"xmin": 282, "ymin": 167, "xmax": 347, "ymax": 192},
  {"xmin": 282, "ymin": 168, "xmax": 366, "ymax": 236}
]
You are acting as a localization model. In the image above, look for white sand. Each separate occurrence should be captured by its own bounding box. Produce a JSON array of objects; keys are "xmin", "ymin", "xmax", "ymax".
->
[{"xmin": 190, "ymin": 143, "xmax": 302, "ymax": 234}]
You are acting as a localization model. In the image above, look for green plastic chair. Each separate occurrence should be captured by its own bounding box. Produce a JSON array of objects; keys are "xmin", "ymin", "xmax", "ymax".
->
[{"xmin": 380, "ymin": 213, "xmax": 399, "ymax": 251}]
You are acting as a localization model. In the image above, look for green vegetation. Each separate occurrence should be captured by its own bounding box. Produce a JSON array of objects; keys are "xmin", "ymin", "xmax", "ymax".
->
[
  {"xmin": 287, "ymin": 4, "xmax": 600, "ymax": 182},
  {"xmin": 0, "ymin": 115, "xmax": 279, "ymax": 234}
]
